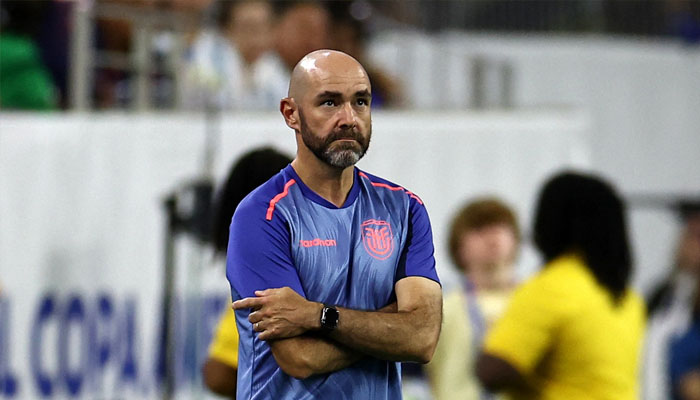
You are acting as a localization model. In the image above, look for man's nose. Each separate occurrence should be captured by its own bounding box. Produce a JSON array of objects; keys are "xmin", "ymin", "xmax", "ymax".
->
[{"xmin": 337, "ymin": 102, "xmax": 357, "ymax": 129}]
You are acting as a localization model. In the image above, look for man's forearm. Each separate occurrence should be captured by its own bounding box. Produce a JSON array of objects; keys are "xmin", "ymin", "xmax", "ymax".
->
[
  {"xmin": 329, "ymin": 282, "xmax": 441, "ymax": 363},
  {"xmin": 268, "ymin": 302, "xmax": 398, "ymax": 378},
  {"xmin": 234, "ymin": 278, "xmax": 442, "ymax": 365},
  {"xmin": 269, "ymin": 333, "xmax": 362, "ymax": 379}
]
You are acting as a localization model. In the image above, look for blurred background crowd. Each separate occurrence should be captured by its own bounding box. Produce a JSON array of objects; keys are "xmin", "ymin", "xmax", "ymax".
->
[
  {"xmin": 1, "ymin": 1, "xmax": 700, "ymax": 400},
  {"xmin": 1, "ymin": 0, "xmax": 699, "ymax": 111}
]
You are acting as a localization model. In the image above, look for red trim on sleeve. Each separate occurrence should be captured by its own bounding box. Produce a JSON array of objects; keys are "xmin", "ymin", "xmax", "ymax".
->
[
  {"xmin": 358, "ymin": 172, "xmax": 423, "ymax": 205},
  {"xmin": 266, "ymin": 179, "xmax": 296, "ymax": 220}
]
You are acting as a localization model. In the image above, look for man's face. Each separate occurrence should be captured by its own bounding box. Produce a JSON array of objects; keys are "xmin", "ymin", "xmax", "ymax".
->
[
  {"xmin": 295, "ymin": 61, "xmax": 372, "ymax": 169},
  {"xmin": 298, "ymin": 107, "xmax": 371, "ymax": 169}
]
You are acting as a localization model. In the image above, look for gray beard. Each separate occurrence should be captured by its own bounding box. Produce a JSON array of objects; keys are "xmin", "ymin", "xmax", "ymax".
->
[
  {"xmin": 299, "ymin": 111, "xmax": 371, "ymax": 169},
  {"xmin": 322, "ymin": 142, "xmax": 362, "ymax": 169}
]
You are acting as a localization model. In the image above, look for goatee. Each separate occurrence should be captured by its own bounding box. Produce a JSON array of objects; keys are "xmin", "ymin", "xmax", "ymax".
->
[{"xmin": 299, "ymin": 111, "xmax": 371, "ymax": 169}]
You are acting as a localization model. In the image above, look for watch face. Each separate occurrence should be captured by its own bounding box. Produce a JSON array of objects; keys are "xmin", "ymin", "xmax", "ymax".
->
[{"xmin": 322, "ymin": 306, "xmax": 339, "ymax": 330}]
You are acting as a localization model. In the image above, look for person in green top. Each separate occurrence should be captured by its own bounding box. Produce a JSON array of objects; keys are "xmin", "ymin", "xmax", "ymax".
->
[{"xmin": 0, "ymin": 1, "xmax": 57, "ymax": 110}]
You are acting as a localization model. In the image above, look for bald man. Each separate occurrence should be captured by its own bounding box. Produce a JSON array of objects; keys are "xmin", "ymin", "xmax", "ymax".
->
[{"xmin": 228, "ymin": 50, "xmax": 442, "ymax": 399}]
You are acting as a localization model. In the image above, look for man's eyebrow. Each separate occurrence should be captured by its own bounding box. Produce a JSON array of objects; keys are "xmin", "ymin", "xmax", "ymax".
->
[
  {"xmin": 314, "ymin": 89, "xmax": 372, "ymax": 99},
  {"xmin": 315, "ymin": 91, "xmax": 342, "ymax": 99},
  {"xmin": 355, "ymin": 89, "xmax": 372, "ymax": 98}
]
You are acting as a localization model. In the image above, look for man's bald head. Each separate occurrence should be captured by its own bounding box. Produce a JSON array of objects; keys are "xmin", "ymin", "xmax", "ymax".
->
[
  {"xmin": 279, "ymin": 49, "xmax": 373, "ymax": 171},
  {"xmin": 287, "ymin": 50, "xmax": 370, "ymax": 100}
]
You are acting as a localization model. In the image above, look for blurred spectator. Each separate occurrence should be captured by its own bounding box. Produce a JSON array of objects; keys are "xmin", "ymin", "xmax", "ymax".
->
[
  {"xmin": 327, "ymin": 1, "xmax": 404, "ymax": 108},
  {"xmin": 476, "ymin": 171, "xmax": 646, "ymax": 399},
  {"xmin": 182, "ymin": 0, "xmax": 287, "ymax": 110},
  {"xmin": 202, "ymin": 147, "xmax": 292, "ymax": 398},
  {"xmin": 182, "ymin": 0, "xmax": 330, "ymax": 111},
  {"xmin": 645, "ymin": 201, "xmax": 700, "ymax": 400},
  {"xmin": 0, "ymin": 0, "xmax": 58, "ymax": 110},
  {"xmin": 208, "ymin": 147, "xmax": 293, "ymax": 256},
  {"xmin": 670, "ymin": 277, "xmax": 700, "ymax": 400},
  {"xmin": 70, "ymin": 0, "xmax": 331, "ymax": 110},
  {"xmin": 271, "ymin": 1, "xmax": 331, "ymax": 72},
  {"xmin": 425, "ymin": 198, "xmax": 520, "ymax": 400}
]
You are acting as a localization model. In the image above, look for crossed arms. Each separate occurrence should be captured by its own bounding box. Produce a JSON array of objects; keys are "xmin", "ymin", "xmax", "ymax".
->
[
  {"xmin": 232, "ymin": 276, "xmax": 442, "ymax": 379},
  {"xmin": 229, "ymin": 188, "xmax": 442, "ymax": 379}
]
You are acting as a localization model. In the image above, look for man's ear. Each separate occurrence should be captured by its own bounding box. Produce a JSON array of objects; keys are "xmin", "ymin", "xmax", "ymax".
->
[{"xmin": 280, "ymin": 98, "xmax": 300, "ymax": 131}]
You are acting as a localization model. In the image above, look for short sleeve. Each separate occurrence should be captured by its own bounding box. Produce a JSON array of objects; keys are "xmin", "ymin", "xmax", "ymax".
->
[
  {"xmin": 208, "ymin": 307, "xmax": 239, "ymax": 368},
  {"xmin": 226, "ymin": 197, "xmax": 305, "ymax": 300},
  {"xmin": 483, "ymin": 277, "xmax": 565, "ymax": 374},
  {"xmin": 395, "ymin": 197, "xmax": 439, "ymax": 284}
]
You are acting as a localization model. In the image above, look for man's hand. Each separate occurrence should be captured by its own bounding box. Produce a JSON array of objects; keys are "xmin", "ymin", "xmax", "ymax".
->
[{"xmin": 232, "ymin": 287, "xmax": 322, "ymax": 341}]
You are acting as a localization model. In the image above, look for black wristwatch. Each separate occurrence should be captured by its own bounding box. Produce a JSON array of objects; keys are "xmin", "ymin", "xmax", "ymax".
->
[{"xmin": 320, "ymin": 304, "xmax": 339, "ymax": 332}]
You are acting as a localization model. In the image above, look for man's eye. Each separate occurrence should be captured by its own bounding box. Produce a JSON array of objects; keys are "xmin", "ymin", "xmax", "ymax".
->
[
  {"xmin": 321, "ymin": 100, "xmax": 335, "ymax": 106},
  {"xmin": 357, "ymin": 98, "xmax": 369, "ymax": 106}
]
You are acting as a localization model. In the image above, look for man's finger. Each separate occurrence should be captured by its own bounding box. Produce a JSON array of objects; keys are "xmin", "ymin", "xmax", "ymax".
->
[
  {"xmin": 258, "ymin": 329, "xmax": 278, "ymax": 341},
  {"xmin": 232, "ymin": 297, "xmax": 263, "ymax": 310},
  {"xmin": 254, "ymin": 288, "xmax": 279, "ymax": 297},
  {"xmin": 248, "ymin": 311, "xmax": 262, "ymax": 324}
]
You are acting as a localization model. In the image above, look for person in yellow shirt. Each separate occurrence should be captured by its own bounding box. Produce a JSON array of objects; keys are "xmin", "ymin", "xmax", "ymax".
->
[
  {"xmin": 202, "ymin": 147, "xmax": 292, "ymax": 398},
  {"xmin": 476, "ymin": 171, "xmax": 646, "ymax": 400},
  {"xmin": 425, "ymin": 197, "xmax": 520, "ymax": 400}
]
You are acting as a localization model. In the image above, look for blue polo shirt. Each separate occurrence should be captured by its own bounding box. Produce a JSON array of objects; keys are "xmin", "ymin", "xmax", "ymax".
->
[{"xmin": 227, "ymin": 164, "xmax": 438, "ymax": 399}]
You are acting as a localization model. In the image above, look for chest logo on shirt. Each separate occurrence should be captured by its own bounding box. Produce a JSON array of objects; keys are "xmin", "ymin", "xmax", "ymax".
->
[{"xmin": 361, "ymin": 219, "xmax": 394, "ymax": 260}]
